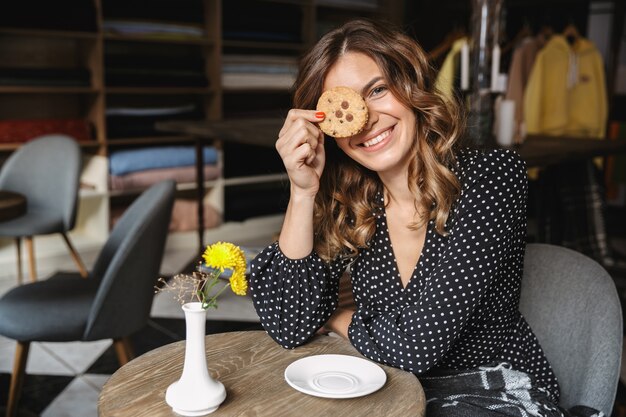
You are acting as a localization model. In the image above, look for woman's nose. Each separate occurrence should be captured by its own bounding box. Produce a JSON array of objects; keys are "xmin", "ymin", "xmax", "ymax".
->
[{"xmin": 363, "ymin": 106, "xmax": 378, "ymax": 132}]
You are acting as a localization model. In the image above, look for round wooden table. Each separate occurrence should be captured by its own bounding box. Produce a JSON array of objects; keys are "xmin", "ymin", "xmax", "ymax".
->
[
  {"xmin": 0, "ymin": 190, "xmax": 26, "ymax": 222},
  {"xmin": 98, "ymin": 331, "xmax": 425, "ymax": 417}
]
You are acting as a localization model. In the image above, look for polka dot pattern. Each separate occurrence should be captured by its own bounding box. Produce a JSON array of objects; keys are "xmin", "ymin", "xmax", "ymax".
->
[{"xmin": 249, "ymin": 149, "xmax": 560, "ymax": 403}]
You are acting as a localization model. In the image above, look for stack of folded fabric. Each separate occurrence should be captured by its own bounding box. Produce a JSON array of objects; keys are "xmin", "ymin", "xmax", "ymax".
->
[
  {"xmin": 104, "ymin": 38, "xmax": 208, "ymax": 88},
  {"xmin": 104, "ymin": 53, "xmax": 208, "ymax": 88},
  {"xmin": 0, "ymin": 0, "xmax": 97, "ymax": 31},
  {"xmin": 222, "ymin": 1, "xmax": 301, "ymax": 43},
  {"xmin": 108, "ymin": 145, "xmax": 220, "ymax": 192},
  {"xmin": 222, "ymin": 55, "xmax": 297, "ymax": 91},
  {"xmin": 109, "ymin": 145, "xmax": 222, "ymax": 232},
  {"xmin": 106, "ymin": 103, "xmax": 201, "ymax": 138},
  {"xmin": 103, "ymin": 19, "xmax": 206, "ymax": 40},
  {"xmin": 110, "ymin": 196, "xmax": 223, "ymax": 232},
  {"xmin": 315, "ymin": 0, "xmax": 378, "ymax": 9},
  {"xmin": 0, "ymin": 119, "xmax": 92, "ymax": 143},
  {"xmin": 168, "ymin": 197, "xmax": 223, "ymax": 232},
  {"xmin": 0, "ymin": 67, "xmax": 91, "ymax": 87}
]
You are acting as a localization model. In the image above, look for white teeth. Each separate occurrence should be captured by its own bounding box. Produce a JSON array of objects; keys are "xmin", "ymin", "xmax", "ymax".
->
[{"xmin": 362, "ymin": 129, "xmax": 390, "ymax": 147}]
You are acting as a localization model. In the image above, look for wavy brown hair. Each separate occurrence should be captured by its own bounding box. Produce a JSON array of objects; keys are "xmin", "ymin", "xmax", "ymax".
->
[{"xmin": 293, "ymin": 19, "xmax": 465, "ymax": 261}]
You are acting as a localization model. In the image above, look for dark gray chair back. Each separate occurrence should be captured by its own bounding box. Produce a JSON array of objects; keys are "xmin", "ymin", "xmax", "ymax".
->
[
  {"xmin": 0, "ymin": 135, "xmax": 82, "ymax": 230},
  {"xmin": 519, "ymin": 243, "xmax": 622, "ymax": 415},
  {"xmin": 84, "ymin": 180, "xmax": 175, "ymax": 341}
]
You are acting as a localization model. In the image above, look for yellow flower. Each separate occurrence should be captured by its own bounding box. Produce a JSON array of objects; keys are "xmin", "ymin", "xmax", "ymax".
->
[
  {"xmin": 229, "ymin": 270, "xmax": 248, "ymax": 296},
  {"xmin": 203, "ymin": 242, "xmax": 246, "ymax": 272},
  {"xmin": 157, "ymin": 241, "xmax": 248, "ymax": 310}
]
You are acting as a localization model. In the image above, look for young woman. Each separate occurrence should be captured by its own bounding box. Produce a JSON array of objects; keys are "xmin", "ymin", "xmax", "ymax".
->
[{"xmin": 249, "ymin": 19, "xmax": 593, "ymax": 416}]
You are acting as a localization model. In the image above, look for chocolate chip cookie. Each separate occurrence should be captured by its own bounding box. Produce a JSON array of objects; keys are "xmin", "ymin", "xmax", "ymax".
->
[{"xmin": 316, "ymin": 86, "xmax": 368, "ymax": 138}]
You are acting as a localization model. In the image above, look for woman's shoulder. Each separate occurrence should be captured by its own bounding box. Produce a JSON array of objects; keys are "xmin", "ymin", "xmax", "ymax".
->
[{"xmin": 454, "ymin": 147, "xmax": 526, "ymax": 186}]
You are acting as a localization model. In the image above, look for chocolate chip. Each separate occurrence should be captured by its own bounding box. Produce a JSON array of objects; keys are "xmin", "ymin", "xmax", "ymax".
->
[
  {"xmin": 346, "ymin": 113, "xmax": 354, "ymax": 122},
  {"xmin": 341, "ymin": 101, "xmax": 349, "ymax": 109},
  {"xmin": 335, "ymin": 110, "xmax": 343, "ymax": 118}
]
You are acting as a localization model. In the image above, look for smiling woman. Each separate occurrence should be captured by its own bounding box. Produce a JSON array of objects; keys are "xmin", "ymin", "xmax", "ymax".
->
[
  {"xmin": 248, "ymin": 19, "xmax": 597, "ymax": 417},
  {"xmin": 295, "ymin": 22, "xmax": 464, "ymax": 265}
]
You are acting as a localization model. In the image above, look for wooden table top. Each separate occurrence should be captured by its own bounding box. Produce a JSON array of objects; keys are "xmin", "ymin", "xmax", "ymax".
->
[
  {"xmin": 98, "ymin": 330, "xmax": 425, "ymax": 417},
  {"xmin": 518, "ymin": 134, "xmax": 626, "ymax": 167},
  {"xmin": 158, "ymin": 118, "xmax": 283, "ymax": 148},
  {"xmin": 157, "ymin": 118, "xmax": 626, "ymax": 168},
  {"xmin": 0, "ymin": 190, "xmax": 26, "ymax": 222}
]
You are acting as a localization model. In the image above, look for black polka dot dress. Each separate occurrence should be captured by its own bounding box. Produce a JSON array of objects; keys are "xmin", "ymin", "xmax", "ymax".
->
[{"xmin": 249, "ymin": 149, "xmax": 560, "ymax": 402}]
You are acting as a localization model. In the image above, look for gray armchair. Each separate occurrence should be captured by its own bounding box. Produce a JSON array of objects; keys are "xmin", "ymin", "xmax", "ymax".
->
[
  {"xmin": 0, "ymin": 180, "xmax": 176, "ymax": 417},
  {"xmin": 0, "ymin": 135, "xmax": 87, "ymax": 283},
  {"xmin": 520, "ymin": 243, "xmax": 623, "ymax": 415}
]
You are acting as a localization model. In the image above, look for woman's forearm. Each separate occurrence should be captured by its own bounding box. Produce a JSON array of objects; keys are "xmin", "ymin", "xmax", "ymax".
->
[{"xmin": 278, "ymin": 188, "xmax": 317, "ymax": 259}]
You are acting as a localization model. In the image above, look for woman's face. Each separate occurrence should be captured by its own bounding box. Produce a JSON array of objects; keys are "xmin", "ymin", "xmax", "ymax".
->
[{"xmin": 322, "ymin": 52, "xmax": 416, "ymax": 179}]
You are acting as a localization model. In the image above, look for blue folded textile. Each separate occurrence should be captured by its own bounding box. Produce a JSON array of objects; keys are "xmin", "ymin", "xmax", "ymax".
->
[{"xmin": 109, "ymin": 146, "xmax": 218, "ymax": 176}]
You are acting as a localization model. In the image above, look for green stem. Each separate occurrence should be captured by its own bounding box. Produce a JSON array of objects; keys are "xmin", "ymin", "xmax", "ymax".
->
[
  {"xmin": 205, "ymin": 282, "xmax": 231, "ymax": 309},
  {"xmin": 202, "ymin": 271, "xmax": 221, "ymax": 296}
]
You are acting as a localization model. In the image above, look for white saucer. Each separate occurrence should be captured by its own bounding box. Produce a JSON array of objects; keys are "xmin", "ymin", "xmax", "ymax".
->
[{"xmin": 284, "ymin": 354, "xmax": 386, "ymax": 399}]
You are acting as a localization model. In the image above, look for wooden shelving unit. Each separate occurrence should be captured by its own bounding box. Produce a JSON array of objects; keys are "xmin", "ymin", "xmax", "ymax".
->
[{"xmin": 0, "ymin": 0, "xmax": 402, "ymax": 261}]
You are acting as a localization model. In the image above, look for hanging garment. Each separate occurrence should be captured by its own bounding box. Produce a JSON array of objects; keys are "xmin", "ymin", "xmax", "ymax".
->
[
  {"xmin": 524, "ymin": 35, "xmax": 607, "ymax": 139},
  {"xmin": 505, "ymin": 36, "xmax": 542, "ymax": 143},
  {"xmin": 434, "ymin": 37, "xmax": 467, "ymax": 102}
]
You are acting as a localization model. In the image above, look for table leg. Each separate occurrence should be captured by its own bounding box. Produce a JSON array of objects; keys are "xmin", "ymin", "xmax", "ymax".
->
[
  {"xmin": 7, "ymin": 341, "xmax": 30, "ymax": 417},
  {"xmin": 24, "ymin": 237, "xmax": 36, "ymax": 282},
  {"xmin": 195, "ymin": 138, "xmax": 205, "ymax": 251},
  {"xmin": 14, "ymin": 238, "xmax": 22, "ymax": 285}
]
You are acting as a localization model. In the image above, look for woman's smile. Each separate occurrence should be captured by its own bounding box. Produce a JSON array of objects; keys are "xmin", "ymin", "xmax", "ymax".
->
[{"xmin": 358, "ymin": 126, "xmax": 394, "ymax": 150}]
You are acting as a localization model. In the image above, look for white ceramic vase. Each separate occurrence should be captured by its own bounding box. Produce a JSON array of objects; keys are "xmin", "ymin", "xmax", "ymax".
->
[{"xmin": 165, "ymin": 302, "xmax": 226, "ymax": 416}]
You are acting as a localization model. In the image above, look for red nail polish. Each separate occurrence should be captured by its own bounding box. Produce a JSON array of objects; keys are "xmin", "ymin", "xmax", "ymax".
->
[{"xmin": 315, "ymin": 112, "xmax": 325, "ymax": 119}]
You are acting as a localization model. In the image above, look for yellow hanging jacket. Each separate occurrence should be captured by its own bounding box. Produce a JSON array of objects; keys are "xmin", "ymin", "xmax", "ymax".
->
[
  {"xmin": 524, "ymin": 35, "xmax": 607, "ymax": 138},
  {"xmin": 435, "ymin": 38, "xmax": 468, "ymax": 102}
]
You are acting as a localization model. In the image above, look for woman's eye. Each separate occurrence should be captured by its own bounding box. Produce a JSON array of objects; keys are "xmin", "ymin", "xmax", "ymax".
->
[{"xmin": 370, "ymin": 85, "xmax": 387, "ymax": 97}]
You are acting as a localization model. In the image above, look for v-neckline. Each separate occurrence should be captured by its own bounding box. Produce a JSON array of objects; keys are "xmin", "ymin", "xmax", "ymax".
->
[{"xmin": 381, "ymin": 209, "xmax": 430, "ymax": 291}]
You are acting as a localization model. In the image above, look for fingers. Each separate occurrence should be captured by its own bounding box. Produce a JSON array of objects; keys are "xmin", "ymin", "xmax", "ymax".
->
[
  {"xmin": 283, "ymin": 109, "xmax": 325, "ymax": 128},
  {"xmin": 277, "ymin": 109, "xmax": 325, "ymax": 156},
  {"xmin": 278, "ymin": 109, "xmax": 324, "ymax": 139},
  {"xmin": 305, "ymin": 129, "xmax": 324, "ymax": 165}
]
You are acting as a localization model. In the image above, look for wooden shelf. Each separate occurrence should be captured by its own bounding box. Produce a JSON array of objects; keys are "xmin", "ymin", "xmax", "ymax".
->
[
  {"xmin": 223, "ymin": 173, "xmax": 288, "ymax": 186},
  {"xmin": 316, "ymin": 1, "xmax": 379, "ymax": 12},
  {"xmin": 260, "ymin": 0, "xmax": 310, "ymax": 5},
  {"xmin": 223, "ymin": 87, "xmax": 292, "ymax": 94},
  {"xmin": 105, "ymin": 87, "xmax": 213, "ymax": 95},
  {"xmin": 103, "ymin": 33, "xmax": 214, "ymax": 45},
  {"xmin": 108, "ymin": 179, "xmax": 219, "ymax": 197},
  {"xmin": 0, "ymin": 141, "xmax": 100, "ymax": 152},
  {"xmin": 106, "ymin": 135, "xmax": 196, "ymax": 146},
  {"xmin": 0, "ymin": 86, "xmax": 99, "ymax": 94},
  {"xmin": 222, "ymin": 39, "xmax": 305, "ymax": 51},
  {"xmin": 0, "ymin": 28, "xmax": 98, "ymax": 40}
]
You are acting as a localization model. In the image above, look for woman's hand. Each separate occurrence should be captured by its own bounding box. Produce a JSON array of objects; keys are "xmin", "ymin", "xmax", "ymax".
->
[
  {"xmin": 322, "ymin": 307, "xmax": 355, "ymax": 340},
  {"xmin": 276, "ymin": 109, "xmax": 326, "ymax": 198}
]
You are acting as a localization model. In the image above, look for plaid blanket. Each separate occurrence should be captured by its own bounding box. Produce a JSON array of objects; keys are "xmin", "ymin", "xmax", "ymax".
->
[
  {"xmin": 421, "ymin": 363, "xmax": 603, "ymax": 417},
  {"xmin": 534, "ymin": 161, "xmax": 614, "ymax": 266}
]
